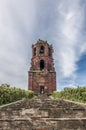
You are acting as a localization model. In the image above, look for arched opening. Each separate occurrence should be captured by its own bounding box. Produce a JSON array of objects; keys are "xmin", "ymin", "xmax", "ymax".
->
[
  {"xmin": 49, "ymin": 47, "xmax": 51, "ymax": 56},
  {"xmin": 40, "ymin": 46, "xmax": 44, "ymax": 54},
  {"xmin": 40, "ymin": 86, "xmax": 44, "ymax": 94},
  {"xmin": 34, "ymin": 47, "xmax": 36, "ymax": 56},
  {"xmin": 40, "ymin": 60, "xmax": 45, "ymax": 70}
]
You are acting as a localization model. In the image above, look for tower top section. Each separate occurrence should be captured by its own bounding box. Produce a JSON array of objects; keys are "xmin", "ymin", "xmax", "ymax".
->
[
  {"xmin": 32, "ymin": 39, "xmax": 53, "ymax": 58},
  {"xmin": 35, "ymin": 39, "xmax": 49, "ymax": 44}
]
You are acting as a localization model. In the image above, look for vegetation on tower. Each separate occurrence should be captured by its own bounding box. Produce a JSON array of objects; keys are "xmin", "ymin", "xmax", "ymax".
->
[{"xmin": 38, "ymin": 39, "xmax": 47, "ymax": 43}]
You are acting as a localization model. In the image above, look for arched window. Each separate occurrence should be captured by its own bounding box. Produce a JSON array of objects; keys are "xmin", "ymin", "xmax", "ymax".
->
[
  {"xmin": 34, "ymin": 48, "xmax": 36, "ymax": 56},
  {"xmin": 49, "ymin": 47, "xmax": 51, "ymax": 56},
  {"xmin": 40, "ymin": 60, "xmax": 45, "ymax": 70},
  {"xmin": 40, "ymin": 46, "xmax": 44, "ymax": 54}
]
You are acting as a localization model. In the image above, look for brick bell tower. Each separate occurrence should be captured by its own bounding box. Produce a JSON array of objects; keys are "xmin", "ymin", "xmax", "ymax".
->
[{"xmin": 28, "ymin": 39, "xmax": 56, "ymax": 94}]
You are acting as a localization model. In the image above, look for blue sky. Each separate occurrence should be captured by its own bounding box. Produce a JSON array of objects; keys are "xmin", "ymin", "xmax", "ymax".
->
[{"xmin": 0, "ymin": 0, "xmax": 86, "ymax": 90}]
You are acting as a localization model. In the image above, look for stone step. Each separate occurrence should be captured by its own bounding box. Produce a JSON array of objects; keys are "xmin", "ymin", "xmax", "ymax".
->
[
  {"xmin": 0, "ymin": 98, "xmax": 86, "ymax": 129},
  {"xmin": 0, "ymin": 107, "xmax": 86, "ymax": 119},
  {"xmin": 0, "ymin": 99, "xmax": 85, "ymax": 110},
  {"xmin": 0, "ymin": 118, "xmax": 86, "ymax": 130}
]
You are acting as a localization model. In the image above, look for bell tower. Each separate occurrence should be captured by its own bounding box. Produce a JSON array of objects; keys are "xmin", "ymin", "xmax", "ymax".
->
[{"xmin": 28, "ymin": 39, "xmax": 56, "ymax": 94}]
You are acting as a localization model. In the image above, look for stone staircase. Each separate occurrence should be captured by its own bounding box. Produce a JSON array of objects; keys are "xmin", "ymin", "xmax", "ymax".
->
[{"xmin": 0, "ymin": 96, "xmax": 86, "ymax": 130}]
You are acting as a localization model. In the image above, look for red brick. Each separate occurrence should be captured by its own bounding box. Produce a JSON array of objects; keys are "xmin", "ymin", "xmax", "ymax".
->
[{"xmin": 28, "ymin": 40, "xmax": 56, "ymax": 93}]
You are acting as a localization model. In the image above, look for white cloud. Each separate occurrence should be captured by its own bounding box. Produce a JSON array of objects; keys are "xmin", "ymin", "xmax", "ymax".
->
[
  {"xmin": 0, "ymin": 0, "xmax": 86, "ymax": 90},
  {"xmin": 0, "ymin": 0, "xmax": 37, "ymax": 89},
  {"xmin": 53, "ymin": 0, "xmax": 85, "ymax": 81}
]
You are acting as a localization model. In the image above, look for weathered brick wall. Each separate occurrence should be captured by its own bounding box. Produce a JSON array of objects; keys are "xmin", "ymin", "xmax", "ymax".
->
[
  {"xmin": 28, "ymin": 40, "xmax": 56, "ymax": 93},
  {"xmin": 0, "ymin": 97, "xmax": 86, "ymax": 130},
  {"xmin": 29, "ymin": 71, "xmax": 56, "ymax": 93}
]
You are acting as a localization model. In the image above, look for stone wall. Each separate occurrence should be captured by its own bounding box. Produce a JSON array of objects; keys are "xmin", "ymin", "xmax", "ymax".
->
[{"xmin": 0, "ymin": 97, "xmax": 86, "ymax": 130}]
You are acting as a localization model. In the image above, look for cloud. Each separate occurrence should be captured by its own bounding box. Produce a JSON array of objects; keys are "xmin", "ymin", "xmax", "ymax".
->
[
  {"xmin": 53, "ymin": 0, "xmax": 86, "ymax": 81},
  {"xmin": 0, "ymin": 0, "xmax": 37, "ymax": 89},
  {"xmin": 0, "ymin": 0, "xmax": 86, "ymax": 90}
]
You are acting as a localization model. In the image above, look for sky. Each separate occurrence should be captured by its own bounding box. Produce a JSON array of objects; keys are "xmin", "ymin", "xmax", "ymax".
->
[{"xmin": 0, "ymin": 0, "xmax": 86, "ymax": 90}]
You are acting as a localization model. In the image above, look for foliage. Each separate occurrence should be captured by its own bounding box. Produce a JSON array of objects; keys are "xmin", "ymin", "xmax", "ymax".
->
[
  {"xmin": 32, "ymin": 70, "xmax": 42, "ymax": 73},
  {"xmin": 0, "ymin": 84, "xmax": 34, "ymax": 105},
  {"xmin": 0, "ymin": 84, "xmax": 86, "ymax": 105},
  {"xmin": 52, "ymin": 86, "xmax": 86, "ymax": 103},
  {"xmin": 52, "ymin": 91, "xmax": 61, "ymax": 99},
  {"xmin": 38, "ymin": 39, "xmax": 44, "ymax": 43}
]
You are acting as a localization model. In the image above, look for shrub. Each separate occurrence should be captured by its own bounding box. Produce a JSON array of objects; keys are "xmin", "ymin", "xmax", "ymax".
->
[
  {"xmin": 0, "ymin": 85, "xmax": 34, "ymax": 105},
  {"xmin": 52, "ymin": 86, "xmax": 86, "ymax": 103}
]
